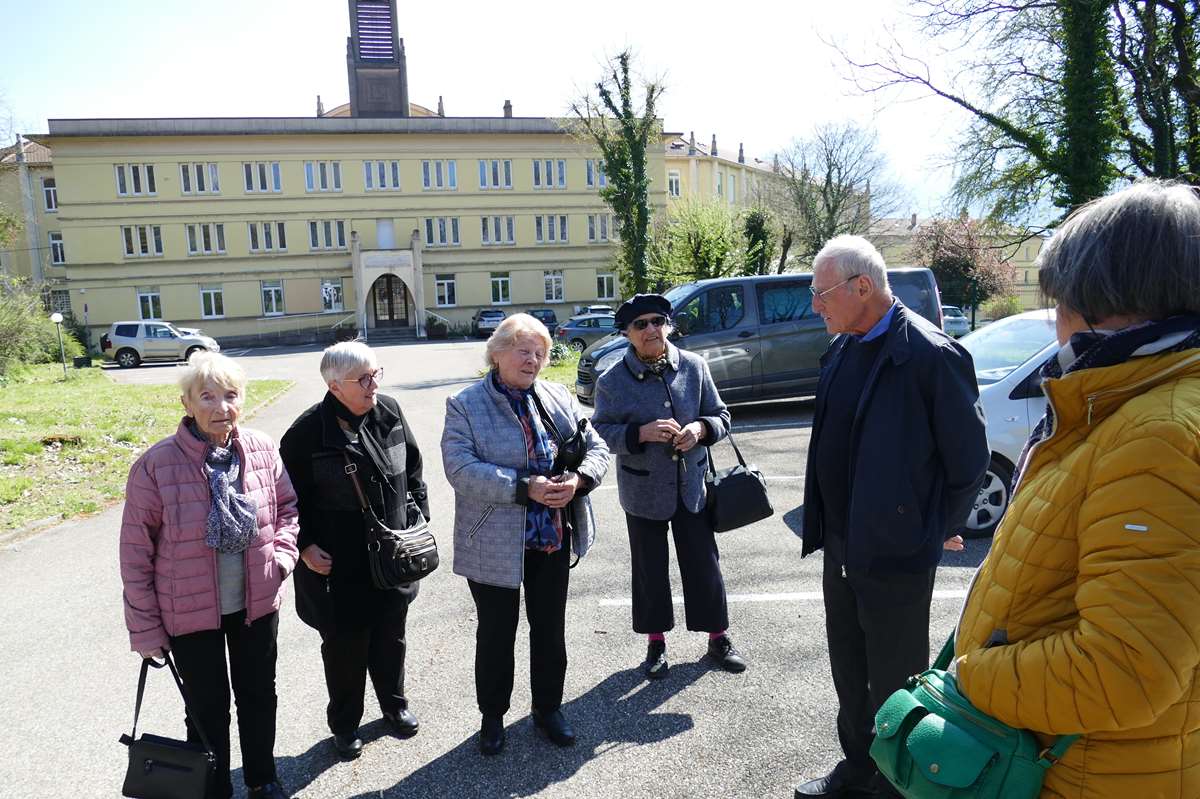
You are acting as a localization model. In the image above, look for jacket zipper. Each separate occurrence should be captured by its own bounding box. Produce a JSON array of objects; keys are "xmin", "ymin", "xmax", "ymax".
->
[
  {"xmin": 1084, "ymin": 351, "xmax": 1200, "ymax": 425},
  {"xmin": 467, "ymin": 505, "xmax": 495, "ymax": 539},
  {"xmin": 494, "ymin": 383, "xmax": 531, "ymax": 577},
  {"xmin": 918, "ymin": 674, "xmax": 1011, "ymax": 737}
]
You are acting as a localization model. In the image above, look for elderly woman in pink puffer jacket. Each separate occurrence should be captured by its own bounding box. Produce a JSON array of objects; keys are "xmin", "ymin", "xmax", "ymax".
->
[{"xmin": 120, "ymin": 352, "xmax": 299, "ymax": 799}]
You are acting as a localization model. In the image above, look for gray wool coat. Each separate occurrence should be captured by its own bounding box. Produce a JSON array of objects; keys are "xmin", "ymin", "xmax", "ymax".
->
[
  {"xmin": 441, "ymin": 375, "xmax": 609, "ymax": 589},
  {"xmin": 592, "ymin": 342, "xmax": 731, "ymax": 521}
]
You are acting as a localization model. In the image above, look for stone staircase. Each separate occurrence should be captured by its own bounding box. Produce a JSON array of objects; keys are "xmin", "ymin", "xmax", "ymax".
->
[{"xmin": 363, "ymin": 327, "xmax": 418, "ymax": 346}]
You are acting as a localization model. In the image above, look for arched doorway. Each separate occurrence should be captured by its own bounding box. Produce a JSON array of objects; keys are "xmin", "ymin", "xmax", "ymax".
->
[{"xmin": 370, "ymin": 273, "xmax": 411, "ymax": 328}]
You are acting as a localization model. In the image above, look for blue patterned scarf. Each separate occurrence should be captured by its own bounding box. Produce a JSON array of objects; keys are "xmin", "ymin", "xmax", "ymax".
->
[
  {"xmin": 186, "ymin": 421, "xmax": 259, "ymax": 554},
  {"xmin": 492, "ymin": 372, "xmax": 563, "ymax": 552}
]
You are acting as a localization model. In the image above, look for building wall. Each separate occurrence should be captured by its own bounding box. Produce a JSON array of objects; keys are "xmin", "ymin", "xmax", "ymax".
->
[
  {"xmin": 664, "ymin": 152, "xmax": 769, "ymax": 208},
  {"xmin": 0, "ymin": 160, "xmax": 58, "ymax": 281}
]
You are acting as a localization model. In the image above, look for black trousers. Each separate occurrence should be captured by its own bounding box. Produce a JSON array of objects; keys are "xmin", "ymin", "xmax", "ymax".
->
[
  {"xmin": 467, "ymin": 539, "xmax": 570, "ymax": 718},
  {"xmin": 317, "ymin": 601, "xmax": 410, "ymax": 735},
  {"xmin": 169, "ymin": 610, "xmax": 279, "ymax": 797},
  {"xmin": 822, "ymin": 553, "xmax": 936, "ymax": 779},
  {"xmin": 626, "ymin": 503, "xmax": 729, "ymax": 634}
]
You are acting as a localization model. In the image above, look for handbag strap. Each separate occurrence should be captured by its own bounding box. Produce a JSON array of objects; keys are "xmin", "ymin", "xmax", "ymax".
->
[
  {"xmin": 129, "ymin": 654, "xmax": 217, "ymax": 756},
  {"xmin": 529, "ymin": 388, "xmax": 566, "ymax": 444},
  {"xmin": 707, "ymin": 430, "xmax": 749, "ymax": 478},
  {"xmin": 341, "ymin": 451, "xmax": 372, "ymax": 513}
]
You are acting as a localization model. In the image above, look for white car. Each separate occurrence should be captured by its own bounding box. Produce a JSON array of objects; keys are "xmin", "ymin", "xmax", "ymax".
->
[
  {"xmin": 100, "ymin": 321, "xmax": 221, "ymax": 368},
  {"xmin": 958, "ymin": 309, "xmax": 1059, "ymax": 537}
]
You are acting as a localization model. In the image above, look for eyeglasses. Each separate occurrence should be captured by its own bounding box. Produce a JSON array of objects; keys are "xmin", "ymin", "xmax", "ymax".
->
[
  {"xmin": 344, "ymin": 368, "xmax": 383, "ymax": 389},
  {"xmin": 631, "ymin": 315, "xmax": 669, "ymax": 331},
  {"xmin": 810, "ymin": 274, "xmax": 861, "ymax": 299}
]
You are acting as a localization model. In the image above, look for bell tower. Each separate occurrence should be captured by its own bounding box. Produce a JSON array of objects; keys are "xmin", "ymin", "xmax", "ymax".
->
[{"xmin": 345, "ymin": 0, "xmax": 410, "ymax": 117}]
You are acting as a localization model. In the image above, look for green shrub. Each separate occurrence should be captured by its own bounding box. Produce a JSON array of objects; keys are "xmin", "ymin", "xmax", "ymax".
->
[
  {"xmin": 981, "ymin": 293, "xmax": 1023, "ymax": 321},
  {"xmin": 0, "ymin": 277, "xmax": 85, "ymax": 376},
  {"xmin": 549, "ymin": 342, "xmax": 572, "ymax": 364}
]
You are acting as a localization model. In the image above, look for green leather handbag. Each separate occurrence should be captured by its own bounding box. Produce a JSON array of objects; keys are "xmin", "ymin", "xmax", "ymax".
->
[{"xmin": 869, "ymin": 633, "xmax": 1078, "ymax": 799}]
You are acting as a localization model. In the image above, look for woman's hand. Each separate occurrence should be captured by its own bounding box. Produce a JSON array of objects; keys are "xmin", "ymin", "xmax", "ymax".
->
[
  {"xmin": 543, "ymin": 472, "xmax": 581, "ymax": 508},
  {"xmin": 301, "ymin": 543, "xmax": 333, "ymax": 575},
  {"xmin": 138, "ymin": 648, "xmax": 166, "ymax": 660},
  {"xmin": 943, "ymin": 535, "xmax": 965, "ymax": 552},
  {"xmin": 639, "ymin": 418, "xmax": 681, "ymax": 444},
  {"xmin": 672, "ymin": 421, "xmax": 705, "ymax": 452}
]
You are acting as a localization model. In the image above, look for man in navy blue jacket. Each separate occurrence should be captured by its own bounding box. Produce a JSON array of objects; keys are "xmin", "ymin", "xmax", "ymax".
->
[{"xmin": 795, "ymin": 236, "xmax": 988, "ymax": 799}]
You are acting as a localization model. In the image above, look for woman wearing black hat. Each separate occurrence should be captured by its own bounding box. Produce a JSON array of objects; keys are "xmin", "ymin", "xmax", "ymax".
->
[{"xmin": 592, "ymin": 294, "xmax": 746, "ymax": 679}]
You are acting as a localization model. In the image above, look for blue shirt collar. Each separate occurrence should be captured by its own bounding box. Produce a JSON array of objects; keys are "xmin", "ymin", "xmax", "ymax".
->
[{"xmin": 858, "ymin": 301, "xmax": 898, "ymax": 343}]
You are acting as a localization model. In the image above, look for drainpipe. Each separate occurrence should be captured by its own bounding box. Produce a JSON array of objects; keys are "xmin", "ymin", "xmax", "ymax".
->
[
  {"xmin": 411, "ymin": 228, "xmax": 426, "ymax": 339},
  {"xmin": 352, "ymin": 230, "xmax": 367, "ymax": 341}
]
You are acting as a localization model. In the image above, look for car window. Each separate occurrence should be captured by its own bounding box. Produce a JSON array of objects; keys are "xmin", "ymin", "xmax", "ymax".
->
[
  {"xmin": 676, "ymin": 285, "xmax": 746, "ymax": 336},
  {"xmin": 891, "ymin": 271, "xmax": 938, "ymax": 324},
  {"xmin": 146, "ymin": 324, "xmax": 173, "ymax": 339},
  {"xmin": 960, "ymin": 315, "xmax": 1057, "ymax": 385},
  {"xmin": 756, "ymin": 281, "xmax": 812, "ymax": 324},
  {"xmin": 115, "ymin": 324, "xmax": 139, "ymax": 337},
  {"xmin": 598, "ymin": 318, "xmax": 616, "ymax": 329}
]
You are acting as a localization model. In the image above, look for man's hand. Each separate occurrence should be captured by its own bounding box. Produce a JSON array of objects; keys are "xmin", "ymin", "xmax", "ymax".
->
[
  {"xmin": 672, "ymin": 421, "xmax": 705, "ymax": 453},
  {"xmin": 943, "ymin": 535, "xmax": 965, "ymax": 552},
  {"xmin": 639, "ymin": 418, "xmax": 681, "ymax": 444},
  {"xmin": 301, "ymin": 543, "xmax": 333, "ymax": 575}
]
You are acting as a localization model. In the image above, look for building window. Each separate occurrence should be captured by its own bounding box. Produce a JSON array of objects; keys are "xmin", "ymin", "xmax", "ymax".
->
[
  {"xmin": 121, "ymin": 225, "xmax": 164, "ymax": 258},
  {"xmin": 490, "ymin": 272, "xmax": 511, "ymax": 305},
  {"xmin": 307, "ymin": 220, "xmax": 347, "ymax": 250},
  {"xmin": 544, "ymin": 270, "xmax": 564, "ymax": 303},
  {"xmin": 49, "ymin": 289, "xmax": 71, "ymax": 317},
  {"xmin": 423, "ymin": 217, "xmax": 460, "ymax": 247},
  {"xmin": 728, "ymin": 173, "xmax": 736, "ymax": 203},
  {"xmin": 137, "ymin": 287, "xmax": 162, "ymax": 320},
  {"xmin": 304, "ymin": 160, "xmax": 342, "ymax": 193},
  {"xmin": 321, "ymin": 278, "xmax": 344, "ymax": 312},
  {"xmin": 597, "ymin": 272, "xmax": 616, "ymax": 301},
  {"xmin": 243, "ymin": 162, "xmax": 282, "ymax": 193},
  {"xmin": 186, "ymin": 223, "xmax": 227, "ymax": 255},
  {"xmin": 179, "ymin": 163, "xmax": 220, "ymax": 195},
  {"xmin": 248, "ymin": 221, "xmax": 288, "ymax": 253},
  {"xmin": 115, "ymin": 164, "xmax": 157, "ymax": 197},
  {"xmin": 587, "ymin": 213, "xmax": 612, "ymax": 242},
  {"xmin": 421, "ymin": 159, "xmax": 458, "ymax": 190},
  {"xmin": 586, "ymin": 159, "xmax": 607, "ymax": 188},
  {"xmin": 200, "ymin": 285, "xmax": 224, "ymax": 319},
  {"xmin": 715, "ymin": 171, "xmax": 723, "ymax": 197},
  {"xmin": 261, "ymin": 280, "xmax": 284, "ymax": 316},
  {"xmin": 535, "ymin": 214, "xmax": 569, "ymax": 244},
  {"xmin": 364, "ymin": 160, "xmax": 401, "ymax": 191},
  {"xmin": 48, "ymin": 232, "xmax": 65, "ymax": 265},
  {"xmin": 1024, "ymin": 269, "xmax": 1030, "ymax": 283},
  {"xmin": 43, "ymin": 178, "xmax": 57, "ymax": 212},
  {"xmin": 533, "ymin": 159, "xmax": 567, "ymax": 189},
  {"xmin": 435, "ymin": 274, "xmax": 456, "ymax": 307},
  {"xmin": 478, "ymin": 159, "xmax": 513, "ymax": 190},
  {"xmin": 668, "ymin": 170, "xmax": 681, "ymax": 198},
  {"xmin": 480, "ymin": 215, "xmax": 515, "ymax": 245}
]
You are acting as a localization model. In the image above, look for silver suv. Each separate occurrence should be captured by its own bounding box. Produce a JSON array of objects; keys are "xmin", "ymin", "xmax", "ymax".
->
[{"xmin": 100, "ymin": 321, "xmax": 221, "ymax": 368}]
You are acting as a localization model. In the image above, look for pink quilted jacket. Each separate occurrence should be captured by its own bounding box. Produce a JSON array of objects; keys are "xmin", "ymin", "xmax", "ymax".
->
[{"xmin": 120, "ymin": 419, "xmax": 300, "ymax": 652}]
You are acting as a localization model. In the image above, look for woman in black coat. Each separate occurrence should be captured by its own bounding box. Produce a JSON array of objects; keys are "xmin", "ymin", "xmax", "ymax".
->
[{"xmin": 279, "ymin": 341, "xmax": 429, "ymax": 761}]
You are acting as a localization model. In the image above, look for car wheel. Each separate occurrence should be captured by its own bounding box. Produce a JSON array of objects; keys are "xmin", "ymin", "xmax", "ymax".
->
[
  {"xmin": 185, "ymin": 346, "xmax": 204, "ymax": 362},
  {"xmin": 115, "ymin": 348, "xmax": 141, "ymax": 369},
  {"xmin": 570, "ymin": 339, "xmax": 587, "ymax": 352},
  {"xmin": 962, "ymin": 455, "xmax": 1014, "ymax": 539}
]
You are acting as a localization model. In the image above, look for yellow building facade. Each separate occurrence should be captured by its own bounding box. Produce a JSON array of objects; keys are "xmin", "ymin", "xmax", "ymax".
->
[
  {"xmin": 0, "ymin": 141, "xmax": 68, "ymax": 317},
  {"xmin": 663, "ymin": 132, "xmax": 773, "ymax": 209}
]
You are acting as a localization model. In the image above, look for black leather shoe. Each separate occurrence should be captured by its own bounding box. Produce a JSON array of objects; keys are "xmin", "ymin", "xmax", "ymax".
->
[
  {"xmin": 479, "ymin": 715, "xmax": 505, "ymax": 756},
  {"xmin": 794, "ymin": 763, "xmax": 878, "ymax": 798},
  {"xmin": 383, "ymin": 707, "xmax": 420, "ymax": 738},
  {"xmin": 332, "ymin": 732, "xmax": 362, "ymax": 760},
  {"xmin": 643, "ymin": 640, "xmax": 669, "ymax": 680},
  {"xmin": 707, "ymin": 634, "xmax": 747, "ymax": 673},
  {"xmin": 531, "ymin": 708, "xmax": 576, "ymax": 747},
  {"xmin": 248, "ymin": 784, "xmax": 290, "ymax": 799}
]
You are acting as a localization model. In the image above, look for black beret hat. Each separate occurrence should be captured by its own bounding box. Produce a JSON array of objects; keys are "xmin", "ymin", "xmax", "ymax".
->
[{"xmin": 615, "ymin": 294, "xmax": 673, "ymax": 330}]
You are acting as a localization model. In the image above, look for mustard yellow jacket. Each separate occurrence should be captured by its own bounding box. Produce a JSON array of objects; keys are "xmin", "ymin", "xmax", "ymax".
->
[{"xmin": 957, "ymin": 348, "xmax": 1200, "ymax": 798}]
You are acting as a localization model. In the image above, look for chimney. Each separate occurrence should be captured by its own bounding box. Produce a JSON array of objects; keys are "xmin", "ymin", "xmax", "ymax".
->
[
  {"xmin": 688, "ymin": 131, "xmax": 696, "ymax": 156},
  {"xmin": 711, "ymin": 134, "xmax": 718, "ymax": 158},
  {"xmin": 316, "ymin": 95, "xmax": 325, "ymax": 117},
  {"xmin": 909, "ymin": 213, "xmax": 918, "ymax": 230},
  {"xmin": 772, "ymin": 154, "xmax": 780, "ymax": 173},
  {"xmin": 437, "ymin": 96, "xmax": 444, "ymax": 116},
  {"xmin": 738, "ymin": 142, "xmax": 745, "ymax": 164},
  {"xmin": 503, "ymin": 99, "xmax": 512, "ymax": 118}
]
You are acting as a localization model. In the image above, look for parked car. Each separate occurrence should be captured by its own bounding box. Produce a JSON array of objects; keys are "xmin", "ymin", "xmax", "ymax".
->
[
  {"xmin": 957, "ymin": 309, "xmax": 1058, "ymax": 538},
  {"xmin": 100, "ymin": 321, "xmax": 221, "ymax": 369},
  {"xmin": 575, "ymin": 268, "xmax": 944, "ymax": 405},
  {"xmin": 472, "ymin": 308, "xmax": 507, "ymax": 337},
  {"xmin": 572, "ymin": 304, "xmax": 614, "ymax": 318},
  {"xmin": 557, "ymin": 313, "xmax": 618, "ymax": 351},
  {"xmin": 527, "ymin": 308, "xmax": 559, "ymax": 336},
  {"xmin": 941, "ymin": 304, "xmax": 971, "ymax": 337}
]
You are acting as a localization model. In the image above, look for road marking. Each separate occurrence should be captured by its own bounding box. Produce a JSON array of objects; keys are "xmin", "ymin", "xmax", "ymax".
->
[
  {"xmin": 733, "ymin": 421, "xmax": 812, "ymax": 431},
  {"xmin": 593, "ymin": 475, "xmax": 802, "ymax": 492},
  {"xmin": 599, "ymin": 589, "xmax": 968, "ymax": 607}
]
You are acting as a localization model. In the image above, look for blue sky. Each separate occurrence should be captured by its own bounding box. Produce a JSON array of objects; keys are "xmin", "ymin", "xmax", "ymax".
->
[{"xmin": 0, "ymin": 0, "xmax": 972, "ymax": 215}]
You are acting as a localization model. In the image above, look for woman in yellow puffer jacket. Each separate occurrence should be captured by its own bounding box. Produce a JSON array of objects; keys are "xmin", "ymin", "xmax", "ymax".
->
[{"xmin": 956, "ymin": 181, "xmax": 1200, "ymax": 799}]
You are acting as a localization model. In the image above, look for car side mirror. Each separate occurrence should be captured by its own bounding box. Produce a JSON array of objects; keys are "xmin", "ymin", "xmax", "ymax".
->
[{"xmin": 1009, "ymin": 370, "xmax": 1045, "ymax": 401}]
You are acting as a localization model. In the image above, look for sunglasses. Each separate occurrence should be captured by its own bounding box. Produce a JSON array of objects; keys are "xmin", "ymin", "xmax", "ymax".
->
[
  {"xmin": 631, "ymin": 315, "xmax": 669, "ymax": 331},
  {"xmin": 345, "ymin": 368, "xmax": 383, "ymax": 389}
]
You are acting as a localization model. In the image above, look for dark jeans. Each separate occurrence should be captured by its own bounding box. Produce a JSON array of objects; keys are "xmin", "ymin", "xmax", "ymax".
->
[
  {"xmin": 169, "ymin": 610, "xmax": 279, "ymax": 797},
  {"xmin": 318, "ymin": 601, "xmax": 410, "ymax": 735},
  {"xmin": 626, "ymin": 503, "xmax": 729, "ymax": 634},
  {"xmin": 822, "ymin": 554, "xmax": 936, "ymax": 780},
  {"xmin": 467, "ymin": 539, "xmax": 570, "ymax": 718}
]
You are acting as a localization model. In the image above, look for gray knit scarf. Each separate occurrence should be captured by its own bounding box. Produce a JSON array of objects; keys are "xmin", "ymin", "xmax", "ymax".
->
[{"xmin": 187, "ymin": 421, "xmax": 259, "ymax": 554}]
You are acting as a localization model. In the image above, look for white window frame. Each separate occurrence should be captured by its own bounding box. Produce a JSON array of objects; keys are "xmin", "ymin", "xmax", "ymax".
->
[
  {"xmin": 42, "ymin": 178, "xmax": 57, "ymax": 212},
  {"xmin": 307, "ymin": 220, "xmax": 347, "ymax": 251},
  {"xmin": 544, "ymin": 269, "xmax": 564, "ymax": 303},
  {"xmin": 115, "ymin": 164, "xmax": 157, "ymax": 197},
  {"xmin": 48, "ymin": 232, "xmax": 65, "ymax": 265},
  {"xmin": 715, "ymin": 171, "xmax": 723, "ymax": 197},
  {"xmin": 728, "ymin": 173, "xmax": 736, "ymax": 203},
  {"xmin": 480, "ymin": 215, "xmax": 515, "ymax": 246},
  {"xmin": 490, "ymin": 272, "xmax": 511, "ymax": 305},
  {"xmin": 668, "ymin": 170, "xmax": 681, "ymax": 198},
  {"xmin": 243, "ymin": 161, "xmax": 282, "ymax": 193},
  {"xmin": 248, "ymin": 221, "xmax": 288, "ymax": 253},
  {"xmin": 422, "ymin": 217, "xmax": 460, "ymax": 248},
  {"xmin": 304, "ymin": 160, "xmax": 343, "ymax": 193},
  {"xmin": 137, "ymin": 287, "xmax": 162, "ymax": 320},
  {"xmin": 536, "ymin": 214, "xmax": 568, "ymax": 244},
  {"xmin": 597, "ymin": 272, "xmax": 616, "ymax": 301},
  {"xmin": 185, "ymin": 223, "xmax": 227, "ymax": 256},
  {"xmin": 320, "ymin": 278, "xmax": 344, "ymax": 313},
  {"xmin": 587, "ymin": 213, "xmax": 612, "ymax": 243},
  {"xmin": 179, "ymin": 163, "xmax": 220, "ymax": 195},
  {"xmin": 586, "ymin": 159, "xmax": 607, "ymax": 188},
  {"xmin": 261, "ymin": 280, "xmax": 285, "ymax": 316},
  {"xmin": 121, "ymin": 225, "xmax": 164, "ymax": 258},
  {"xmin": 533, "ymin": 159, "xmax": 567, "ymax": 190},
  {"xmin": 435, "ymin": 274, "xmax": 456, "ymax": 307},
  {"xmin": 49, "ymin": 289, "xmax": 71, "ymax": 316},
  {"xmin": 478, "ymin": 159, "xmax": 513, "ymax": 190},
  {"xmin": 421, "ymin": 159, "xmax": 458, "ymax": 191},
  {"xmin": 364, "ymin": 160, "xmax": 401, "ymax": 191},
  {"xmin": 200, "ymin": 285, "xmax": 225, "ymax": 319}
]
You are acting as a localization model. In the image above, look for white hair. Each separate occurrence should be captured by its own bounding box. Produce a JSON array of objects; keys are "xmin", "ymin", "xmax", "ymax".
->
[
  {"xmin": 813, "ymin": 235, "xmax": 891, "ymax": 293},
  {"xmin": 485, "ymin": 313, "xmax": 552, "ymax": 370},
  {"xmin": 320, "ymin": 340, "xmax": 376, "ymax": 384},
  {"xmin": 179, "ymin": 351, "xmax": 247, "ymax": 399}
]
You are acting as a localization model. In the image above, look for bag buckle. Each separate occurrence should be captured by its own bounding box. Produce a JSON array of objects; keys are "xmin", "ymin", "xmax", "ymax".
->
[
  {"xmin": 344, "ymin": 463, "xmax": 358, "ymax": 475},
  {"xmin": 1038, "ymin": 746, "xmax": 1061, "ymax": 765}
]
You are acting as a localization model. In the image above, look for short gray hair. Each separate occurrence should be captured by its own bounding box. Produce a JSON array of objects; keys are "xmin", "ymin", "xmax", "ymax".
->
[
  {"xmin": 179, "ymin": 351, "xmax": 246, "ymax": 399},
  {"xmin": 813, "ymin": 235, "xmax": 890, "ymax": 293},
  {"xmin": 320, "ymin": 340, "xmax": 376, "ymax": 384},
  {"xmin": 485, "ymin": 313, "xmax": 552, "ymax": 370},
  {"xmin": 1038, "ymin": 180, "xmax": 1200, "ymax": 322}
]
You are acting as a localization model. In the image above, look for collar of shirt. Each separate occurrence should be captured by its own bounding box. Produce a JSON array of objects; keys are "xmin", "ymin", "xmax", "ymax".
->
[{"xmin": 857, "ymin": 301, "xmax": 898, "ymax": 343}]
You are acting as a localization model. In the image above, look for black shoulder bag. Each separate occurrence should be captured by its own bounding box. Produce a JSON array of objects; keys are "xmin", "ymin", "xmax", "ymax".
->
[
  {"xmin": 530, "ymin": 389, "xmax": 589, "ymax": 475},
  {"xmin": 119, "ymin": 653, "xmax": 216, "ymax": 799},
  {"xmin": 343, "ymin": 453, "xmax": 439, "ymax": 588},
  {"xmin": 705, "ymin": 432, "xmax": 774, "ymax": 533}
]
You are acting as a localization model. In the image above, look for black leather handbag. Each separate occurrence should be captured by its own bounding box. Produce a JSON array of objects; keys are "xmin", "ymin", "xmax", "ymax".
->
[
  {"xmin": 705, "ymin": 433, "xmax": 774, "ymax": 533},
  {"xmin": 343, "ymin": 454, "xmax": 439, "ymax": 588},
  {"xmin": 120, "ymin": 654, "xmax": 216, "ymax": 799},
  {"xmin": 531, "ymin": 390, "xmax": 589, "ymax": 475}
]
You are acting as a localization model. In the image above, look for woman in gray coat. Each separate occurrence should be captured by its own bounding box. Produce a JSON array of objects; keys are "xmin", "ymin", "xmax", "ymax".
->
[
  {"xmin": 442, "ymin": 313, "xmax": 609, "ymax": 757},
  {"xmin": 592, "ymin": 294, "xmax": 747, "ymax": 680}
]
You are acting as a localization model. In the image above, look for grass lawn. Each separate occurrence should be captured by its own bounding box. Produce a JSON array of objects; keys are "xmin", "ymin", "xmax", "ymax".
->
[
  {"xmin": 539, "ymin": 350, "xmax": 580, "ymax": 391},
  {"xmin": 0, "ymin": 365, "xmax": 291, "ymax": 533}
]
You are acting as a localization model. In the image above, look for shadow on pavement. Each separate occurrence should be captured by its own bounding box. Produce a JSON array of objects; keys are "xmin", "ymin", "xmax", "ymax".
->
[{"xmin": 393, "ymin": 376, "xmax": 480, "ymax": 391}]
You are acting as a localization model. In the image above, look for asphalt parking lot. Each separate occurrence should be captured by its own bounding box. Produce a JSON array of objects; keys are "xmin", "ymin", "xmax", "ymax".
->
[{"xmin": 2, "ymin": 340, "xmax": 989, "ymax": 798}]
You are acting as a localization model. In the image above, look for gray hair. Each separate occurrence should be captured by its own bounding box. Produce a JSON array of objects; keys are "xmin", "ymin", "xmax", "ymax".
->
[
  {"xmin": 813, "ymin": 235, "xmax": 890, "ymax": 293},
  {"xmin": 179, "ymin": 351, "xmax": 246, "ymax": 399},
  {"xmin": 485, "ymin": 313, "xmax": 553, "ymax": 370},
  {"xmin": 1038, "ymin": 180, "xmax": 1200, "ymax": 322},
  {"xmin": 320, "ymin": 340, "xmax": 376, "ymax": 384}
]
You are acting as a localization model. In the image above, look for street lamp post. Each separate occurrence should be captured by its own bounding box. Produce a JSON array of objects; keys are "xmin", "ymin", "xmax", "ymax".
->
[{"xmin": 50, "ymin": 312, "xmax": 67, "ymax": 379}]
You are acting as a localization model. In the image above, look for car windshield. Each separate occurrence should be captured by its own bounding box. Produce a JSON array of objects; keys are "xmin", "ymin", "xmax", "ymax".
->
[
  {"xmin": 662, "ymin": 283, "xmax": 698, "ymax": 308},
  {"xmin": 942, "ymin": 306, "xmax": 965, "ymax": 318},
  {"xmin": 960, "ymin": 314, "xmax": 1057, "ymax": 385}
]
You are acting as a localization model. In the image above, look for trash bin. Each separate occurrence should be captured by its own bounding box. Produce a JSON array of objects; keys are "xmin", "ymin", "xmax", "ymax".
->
[{"xmin": 73, "ymin": 356, "xmax": 92, "ymax": 369}]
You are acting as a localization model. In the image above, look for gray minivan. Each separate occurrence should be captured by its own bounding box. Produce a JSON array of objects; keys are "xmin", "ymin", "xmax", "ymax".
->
[{"xmin": 574, "ymin": 268, "xmax": 942, "ymax": 405}]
